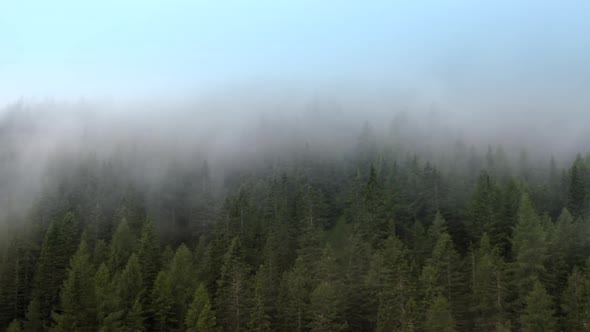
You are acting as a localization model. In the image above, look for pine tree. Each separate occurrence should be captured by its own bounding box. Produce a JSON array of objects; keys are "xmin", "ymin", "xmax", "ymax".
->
[
  {"xmin": 546, "ymin": 208, "xmax": 576, "ymax": 294},
  {"xmin": 511, "ymin": 193, "xmax": 548, "ymax": 301},
  {"xmin": 6, "ymin": 319, "xmax": 22, "ymax": 332},
  {"xmin": 425, "ymin": 295, "xmax": 456, "ymax": 332},
  {"xmin": 185, "ymin": 283, "xmax": 217, "ymax": 332},
  {"xmin": 471, "ymin": 233, "xmax": 507, "ymax": 331},
  {"xmin": 247, "ymin": 267, "xmax": 272, "ymax": 332},
  {"xmin": 468, "ymin": 172, "xmax": 503, "ymax": 244},
  {"xmin": 376, "ymin": 236, "xmax": 417, "ymax": 332},
  {"xmin": 308, "ymin": 281, "xmax": 347, "ymax": 332},
  {"xmin": 216, "ymin": 237, "xmax": 251, "ymax": 332},
  {"xmin": 420, "ymin": 230, "xmax": 465, "ymax": 327},
  {"xmin": 107, "ymin": 219, "xmax": 135, "ymax": 272},
  {"xmin": 94, "ymin": 263, "xmax": 122, "ymax": 332},
  {"xmin": 568, "ymin": 156, "xmax": 588, "ymax": 218},
  {"xmin": 169, "ymin": 244, "xmax": 196, "ymax": 327},
  {"xmin": 124, "ymin": 297, "xmax": 144, "ymax": 332},
  {"xmin": 137, "ymin": 217, "xmax": 161, "ymax": 290},
  {"xmin": 115, "ymin": 254, "xmax": 144, "ymax": 331},
  {"xmin": 151, "ymin": 271, "xmax": 176, "ymax": 331},
  {"xmin": 23, "ymin": 298, "xmax": 43, "ymax": 332},
  {"xmin": 278, "ymin": 257, "xmax": 310, "ymax": 332},
  {"xmin": 520, "ymin": 279, "xmax": 556, "ymax": 332},
  {"xmin": 561, "ymin": 267, "xmax": 590, "ymax": 331},
  {"xmin": 52, "ymin": 241, "xmax": 96, "ymax": 332},
  {"xmin": 31, "ymin": 212, "xmax": 80, "ymax": 324}
]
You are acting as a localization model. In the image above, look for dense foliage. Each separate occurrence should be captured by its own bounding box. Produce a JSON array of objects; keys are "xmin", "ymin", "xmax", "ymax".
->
[{"xmin": 1, "ymin": 122, "xmax": 590, "ymax": 332}]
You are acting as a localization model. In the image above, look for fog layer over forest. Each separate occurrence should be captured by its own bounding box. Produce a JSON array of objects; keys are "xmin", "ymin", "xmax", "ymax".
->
[{"xmin": 1, "ymin": 91, "xmax": 589, "ymax": 224}]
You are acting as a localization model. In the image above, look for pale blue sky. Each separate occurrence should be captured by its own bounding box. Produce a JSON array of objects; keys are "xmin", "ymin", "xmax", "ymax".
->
[{"xmin": 1, "ymin": 1, "xmax": 589, "ymax": 106}]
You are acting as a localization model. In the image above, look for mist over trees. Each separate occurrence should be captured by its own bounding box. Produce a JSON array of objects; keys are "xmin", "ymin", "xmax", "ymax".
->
[{"xmin": 1, "ymin": 98, "xmax": 590, "ymax": 331}]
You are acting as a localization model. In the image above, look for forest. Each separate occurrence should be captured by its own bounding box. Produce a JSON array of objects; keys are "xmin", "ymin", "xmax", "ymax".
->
[{"xmin": 1, "ymin": 105, "xmax": 590, "ymax": 332}]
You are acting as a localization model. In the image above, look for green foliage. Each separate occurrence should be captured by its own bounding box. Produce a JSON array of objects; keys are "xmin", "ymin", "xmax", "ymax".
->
[
  {"xmin": 4, "ymin": 132, "xmax": 590, "ymax": 332},
  {"xmin": 169, "ymin": 244, "xmax": 196, "ymax": 326},
  {"xmin": 52, "ymin": 241, "xmax": 96, "ymax": 332},
  {"xmin": 511, "ymin": 194, "xmax": 548, "ymax": 300},
  {"xmin": 376, "ymin": 236, "xmax": 417, "ymax": 332},
  {"xmin": 31, "ymin": 212, "xmax": 80, "ymax": 324},
  {"xmin": 216, "ymin": 237, "xmax": 251, "ymax": 332},
  {"xmin": 520, "ymin": 279, "xmax": 556, "ymax": 332},
  {"xmin": 151, "ymin": 271, "xmax": 176, "ymax": 331},
  {"xmin": 107, "ymin": 219, "xmax": 135, "ymax": 272},
  {"xmin": 186, "ymin": 284, "xmax": 217, "ymax": 332},
  {"xmin": 425, "ymin": 295, "xmax": 456, "ymax": 332},
  {"xmin": 248, "ymin": 268, "xmax": 272, "ymax": 332},
  {"xmin": 115, "ymin": 254, "xmax": 144, "ymax": 331},
  {"xmin": 561, "ymin": 266, "xmax": 590, "ymax": 331},
  {"xmin": 471, "ymin": 233, "xmax": 507, "ymax": 331},
  {"xmin": 137, "ymin": 217, "xmax": 161, "ymax": 290},
  {"xmin": 6, "ymin": 319, "xmax": 22, "ymax": 332},
  {"xmin": 94, "ymin": 263, "xmax": 121, "ymax": 331}
]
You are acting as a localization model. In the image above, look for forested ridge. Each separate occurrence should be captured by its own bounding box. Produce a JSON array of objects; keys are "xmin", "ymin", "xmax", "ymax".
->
[{"xmin": 1, "ymin": 120, "xmax": 590, "ymax": 332}]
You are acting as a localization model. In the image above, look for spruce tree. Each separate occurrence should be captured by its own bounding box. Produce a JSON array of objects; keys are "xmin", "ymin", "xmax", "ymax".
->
[
  {"xmin": 107, "ymin": 219, "xmax": 135, "ymax": 272},
  {"xmin": 6, "ymin": 319, "xmax": 22, "ymax": 332},
  {"xmin": 425, "ymin": 295, "xmax": 456, "ymax": 332},
  {"xmin": 561, "ymin": 267, "xmax": 590, "ymax": 331},
  {"xmin": 137, "ymin": 217, "xmax": 161, "ymax": 290},
  {"xmin": 376, "ymin": 236, "xmax": 417, "ymax": 332},
  {"xmin": 151, "ymin": 271, "xmax": 176, "ymax": 331},
  {"xmin": 115, "ymin": 254, "xmax": 144, "ymax": 331},
  {"xmin": 471, "ymin": 233, "xmax": 507, "ymax": 331},
  {"xmin": 511, "ymin": 193, "xmax": 548, "ymax": 301},
  {"xmin": 169, "ymin": 244, "xmax": 196, "ymax": 327},
  {"xmin": 31, "ymin": 212, "xmax": 80, "ymax": 324},
  {"xmin": 185, "ymin": 283, "xmax": 217, "ymax": 332},
  {"xmin": 520, "ymin": 279, "xmax": 556, "ymax": 332},
  {"xmin": 248, "ymin": 267, "xmax": 272, "ymax": 332},
  {"xmin": 216, "ymin": 237, "xmax": 251, "ymax": 332},
  {"xmin": 94, "ymin": 263, "xmax": 122, "ymax": 331},
  {"xmin": 278, "ymin": 257, "xmax": 310, "ymax": 332},
  {"xmin": 52, "ymin": 241, "xmax": 96, "ymax": 332}
]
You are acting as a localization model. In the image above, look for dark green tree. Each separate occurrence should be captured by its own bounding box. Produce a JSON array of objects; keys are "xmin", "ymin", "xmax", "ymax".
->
[
  {"xmin": 520, "ymin": 279, "xmax": 556, "ymax": 332},
  {"xmin": 186, "ymin": 283, "xmax": 217, "ymax": 332},
  {"xmin": 52, "ymin": 241, "xmax": 96, "ymax": 331}
]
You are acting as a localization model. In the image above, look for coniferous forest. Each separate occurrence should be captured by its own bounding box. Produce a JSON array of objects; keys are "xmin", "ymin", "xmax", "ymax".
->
[{"xmin": 0, "ymin": 108, "xmax": 589, "ymax": 332}]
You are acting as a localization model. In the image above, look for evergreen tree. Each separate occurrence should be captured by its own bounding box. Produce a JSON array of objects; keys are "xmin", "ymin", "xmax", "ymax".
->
[
  {"xmin": 248, "ymin": 268, "xmax": 272, "ymax": 332},
  {"xmin": 520, "ymin": 279, "xmax": 556, "ymax": 332},
  {"xmin": 6, "ymin": 319, "xmax": 22, "ymax": 332},
  {"xmin": 23, "ymin": 298, "xmax": 43, "ymax": 332},
  {"xmin": 425, "ymin": 295, "xmax": 456, "ymax": 332},
  {"xmin": 420, "ymin": 229, "xmax": 465, "ymax": 327},
  {"xmin": 511, "ymin": 193, "xmax": 548, "ymax": 301},
  {"xmin": 115, "ymin": 254, "xmax": 144, "ymax": 331},
  {"xmin": 185, "ymin": 283, "xmax": 218, "ymax": 332},
  {"xmin": 216, "ymin": 237, "xmax": 251, "ymax": 332},
  {"xmin": 94, "ymin": 263, "xmax": 122, "ymax": 332},
  {"xmin": 376, "ymin": 236, "xmax": 417, "ymax": 332},
  {"xmin": 471, "ymin": 233, "xmax": 507, "ymax": 331},
  {"xmin": 52, "ymin": 241, "xmax": 96, "ymax": 332},
  {"xmin": 107, "ymin": 219, "xmax": 135, "ymax": 272},
  {"xmin": 137, "ymin": 217, "xmax": 161, "ymax": 290},
  {"xmin": 278, "ymin": 257, "xmax": 310, "ymax": 332},
  {"xmin": 30, "ymin": 212, "xmax": 80, "ymax": 324},
  {"xmin": 561, "ymin": 267, "xmax": 590, "ymax": 331},
  {"xmin": 169, "ymin": 244, "xmax": 196, "ymax": 327},
  {"xmin": 151, "ymin": 271, "xmax": 176, "ymax": 331},
  {"xmin": 308, "ymin": 281, "xmax": 347, "ymax": 332}
]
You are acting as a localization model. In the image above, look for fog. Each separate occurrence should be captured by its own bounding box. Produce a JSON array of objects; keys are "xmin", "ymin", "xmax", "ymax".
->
[
  {"xmin": 0, "ymin": 86, "xmax": 589, "ymax": 225},
  {"xmin": 2, "ymin": 1, "xmax": 590, "ymax": 224}
]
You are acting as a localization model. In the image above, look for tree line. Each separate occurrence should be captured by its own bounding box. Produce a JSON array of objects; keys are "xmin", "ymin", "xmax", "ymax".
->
[{"xmin": 1, "ymin": 124, "xmax": 590, "ymax": 331}]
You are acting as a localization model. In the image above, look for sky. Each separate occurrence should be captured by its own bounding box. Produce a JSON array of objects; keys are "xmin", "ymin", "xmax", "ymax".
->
[{"xmin": 1, "ymin": 0, "xmax": 590, "ymax": 110}]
